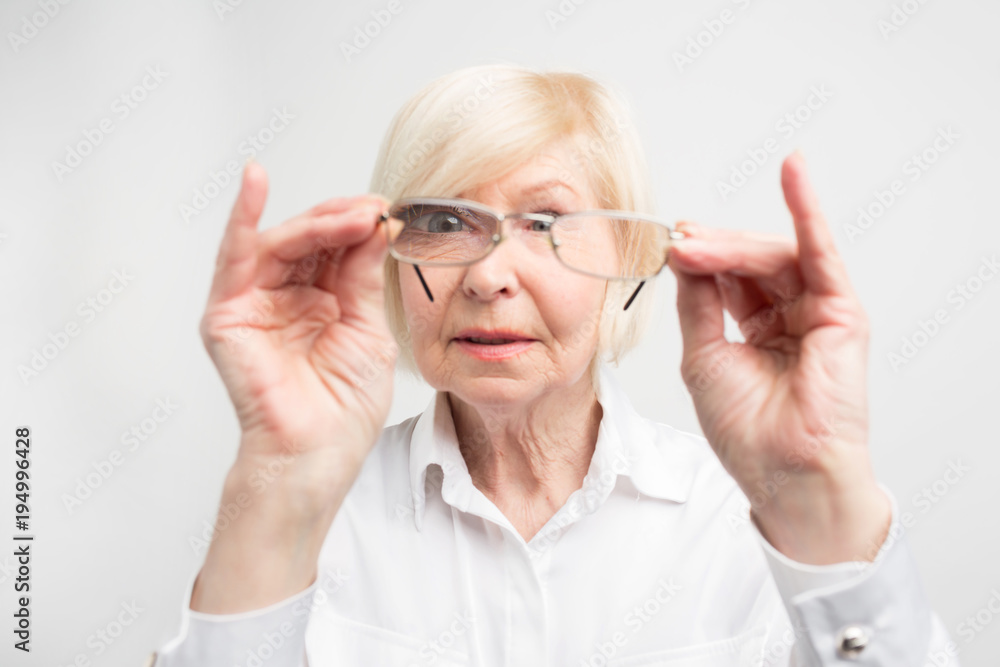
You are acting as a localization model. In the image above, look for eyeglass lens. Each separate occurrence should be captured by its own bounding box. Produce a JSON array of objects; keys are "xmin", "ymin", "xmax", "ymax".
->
[{"xmin": 385, "ymin": 200, "xmax": 672, "ymax": 281}]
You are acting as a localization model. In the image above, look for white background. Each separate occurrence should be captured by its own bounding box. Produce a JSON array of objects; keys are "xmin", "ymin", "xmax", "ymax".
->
[{"xmin": 1, "ymin": 0, "xmax": 998, "ymax": 665}]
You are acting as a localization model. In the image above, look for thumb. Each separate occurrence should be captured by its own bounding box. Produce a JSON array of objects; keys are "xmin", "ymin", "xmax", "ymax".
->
[
  {"xmin": 322, "ymin": 198, "xmax": 391, "ymax": 323},
  {"xmin": 670, "ymin": 261, "xmax": 728, "ymax": 388},
  {"xmin": 208, "ymin": 161, "xmax": 269, "ymax": 303}
]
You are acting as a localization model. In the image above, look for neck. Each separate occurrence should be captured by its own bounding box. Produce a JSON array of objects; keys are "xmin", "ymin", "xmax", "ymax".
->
[{"xmin": 448, "ymin": 373, "xmax": 603, "ymax": 541}]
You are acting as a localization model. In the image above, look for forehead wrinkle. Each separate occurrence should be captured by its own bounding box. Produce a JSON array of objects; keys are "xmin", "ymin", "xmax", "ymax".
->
[
  {"xmin": 457, "ymin": 140, "xmax": 596, "ymax": 209},
  {"xmin": 462, "ymin": 171, "xmax": 590, "ymax": 212},
  {"xmin": 519, "ymin": 179, "xmax": 578, "ymax": 199}
]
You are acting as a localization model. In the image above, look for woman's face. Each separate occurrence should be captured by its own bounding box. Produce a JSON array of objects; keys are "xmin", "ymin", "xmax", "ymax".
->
[{"xmin": 400, "ymin": 141, "xmax": 614, "ymax": 408}]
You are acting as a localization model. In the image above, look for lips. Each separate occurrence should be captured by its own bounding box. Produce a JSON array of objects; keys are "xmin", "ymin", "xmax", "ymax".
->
[
  {"xmin": 454, "ymin": 329, "xmax": 534, "ymax": 345},
  {"xmin": 452, "ymin": 329, "xmax": 536, "ymax": 360}
]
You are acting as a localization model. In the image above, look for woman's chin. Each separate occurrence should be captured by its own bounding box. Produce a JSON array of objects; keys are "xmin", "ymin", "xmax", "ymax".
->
[
  {"xmin": 418, "ymin": 348, "xmax": 592, "ymax": 409},
  {"xmin": 446, "ymin": 374, "xmax": 543, "ymax": 408}
]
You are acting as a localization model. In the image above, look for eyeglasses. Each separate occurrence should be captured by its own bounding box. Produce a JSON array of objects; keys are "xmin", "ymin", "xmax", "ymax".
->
[{"xmin": 377, "ymin": 197, "xmax": 685, "ymax": 310}]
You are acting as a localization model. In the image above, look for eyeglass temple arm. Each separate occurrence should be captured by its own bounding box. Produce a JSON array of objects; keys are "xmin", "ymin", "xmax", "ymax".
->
[
  {"xmin": 413, "ymin": 265, "xmax": 434, "ymax": 302},
  {"xmin": 377, "ymin": 212, "xmax": 435, "ymax": 302},
  {"xmin": 623, "ymin": 281, "xmax": 644, "ymax": 311},
  {"xmin": 380, "ymin": 215, "xmax": 685, "ymax": 309},
  {"xmin": 621, "ymin": 228, "xmax": 685, "ymax": 311}
]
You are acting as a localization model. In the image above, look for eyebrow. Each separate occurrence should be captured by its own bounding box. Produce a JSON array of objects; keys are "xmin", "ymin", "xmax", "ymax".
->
[
  {"xmin": 517, "ymin": 179, "xmax": 578, "ymax": 200},
  {"xmin": 455, "ymin": 179, "xmax": 580, "ymax": 206}
]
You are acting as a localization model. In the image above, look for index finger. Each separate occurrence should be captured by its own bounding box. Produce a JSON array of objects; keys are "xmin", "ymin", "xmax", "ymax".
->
[
  {"xmin": 669, "ymin": 225, "xmax": 798, "ymax": 278},
  {"xmin": 208, "ymin": 160, "xmax": 269, "ymax": 303},
  {"xmin": 781, "ymin": 151, "xmax": 853, "ymax": 297},
  {"xmin": 255, "ymin": 197, "xmax": 386, "ymax": 289},
  {"xmin": 667, "ymin": 223, "xmax": 805, "ymax": 305}
]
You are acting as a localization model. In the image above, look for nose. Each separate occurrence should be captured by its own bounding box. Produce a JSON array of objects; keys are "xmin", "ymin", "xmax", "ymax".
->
[{"xmin": 460, "ymin": 220, "xmax": 522, "ymax": 302}]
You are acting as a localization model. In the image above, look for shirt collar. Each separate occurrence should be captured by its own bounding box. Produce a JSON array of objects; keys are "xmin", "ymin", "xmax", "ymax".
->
[{"xmin": 407, "ymin": 365, "xmax": 697, "ymax": 531}]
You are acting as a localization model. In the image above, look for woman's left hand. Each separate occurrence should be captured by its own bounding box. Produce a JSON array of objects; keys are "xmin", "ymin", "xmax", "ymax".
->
[{"xmin": 667, "ymin": 151, "xmax": 892, "ymax": 565}]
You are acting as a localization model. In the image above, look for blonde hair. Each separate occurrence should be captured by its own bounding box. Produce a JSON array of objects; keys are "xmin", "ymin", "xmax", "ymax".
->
[{"xmin": 368, "ymin": 63, "xmax": 658, "ymax": 379}]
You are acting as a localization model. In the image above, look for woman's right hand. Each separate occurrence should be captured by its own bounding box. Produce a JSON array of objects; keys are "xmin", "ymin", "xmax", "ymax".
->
[
  {"xmin": 200, "ymin": 160, "xmax": 397, "ymax": 502},
  {"xmin": 189, "ymin": 162, "xmax": 397, "ymax": 613}
]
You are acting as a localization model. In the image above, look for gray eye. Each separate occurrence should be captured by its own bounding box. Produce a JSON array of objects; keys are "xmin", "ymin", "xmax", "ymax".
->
[{"xmin": 416, "ymin": 211, "xmax": 467, "ymax": 233}]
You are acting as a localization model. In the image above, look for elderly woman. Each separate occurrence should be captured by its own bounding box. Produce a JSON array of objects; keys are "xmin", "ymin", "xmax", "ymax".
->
[{"xmin": 153, "ymin": 65, "xmax": 959, "ymax": 666}]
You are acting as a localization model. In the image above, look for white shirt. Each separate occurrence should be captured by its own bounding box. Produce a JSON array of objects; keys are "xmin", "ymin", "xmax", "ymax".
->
[{"xmin": 153, "ymin": 366, "xmax": 961, "ymax": 666}]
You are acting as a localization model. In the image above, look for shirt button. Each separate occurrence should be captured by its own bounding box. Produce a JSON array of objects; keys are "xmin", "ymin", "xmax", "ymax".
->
[{"xmin": 835, "ymin": 625, "xmax": 869, "ymax": 660}]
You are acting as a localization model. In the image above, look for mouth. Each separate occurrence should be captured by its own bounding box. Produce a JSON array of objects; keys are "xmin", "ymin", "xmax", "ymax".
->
[
  {"xmin": 453, "ymin": 330, "xmax": 534, "ymax": 345},
  {"xmin": 452, "ymin": 330, "xmax": 536, "ymax": 360},
  {"xmin": 463, "ymin": 336, "xmax": 521, "ymax": 345}
]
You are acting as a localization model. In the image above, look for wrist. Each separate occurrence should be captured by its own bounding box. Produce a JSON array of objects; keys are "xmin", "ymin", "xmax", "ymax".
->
[
  {"xmin": 749, "ymin": 461, "xmax": 892, "ymax": 565},
  {"xmin": 190, "ymin": 455, "xmax": 346, "ymax": 614},
  {"xmin": 225, "ymin": 448, "xmax": 353, "ymax": 526}
]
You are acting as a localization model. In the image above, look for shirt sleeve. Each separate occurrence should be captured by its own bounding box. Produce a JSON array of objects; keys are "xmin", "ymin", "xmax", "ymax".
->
[
  {"xmin": 747, "ymin": 481, "xmax": 962, "ymax": 666},
  {"xmin": 149, "ymin": 564, "xmax": 320, "ymax": 667}
]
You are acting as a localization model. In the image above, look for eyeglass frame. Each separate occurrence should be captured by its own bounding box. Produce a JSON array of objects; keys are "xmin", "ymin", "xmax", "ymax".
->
[{"xmin": 376, "ymin": 196, "xmax": 685, "ymax": 311}]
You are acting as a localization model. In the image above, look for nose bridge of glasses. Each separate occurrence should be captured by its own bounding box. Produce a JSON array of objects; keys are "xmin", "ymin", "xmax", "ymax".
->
[
  {"xmin": 465, "ymin": 214, "xmax": 548, "ymax": 270},
  {"xmin": 385, "ymin": 198, "xmax": 687, "ymax": 285},
  {"xmin": 502, "ymin": 212, "xmax": 555, "ymax": 238},
  {"xmin": 480, "ymin": 211, "xmax": 549, "ymax": 242}
]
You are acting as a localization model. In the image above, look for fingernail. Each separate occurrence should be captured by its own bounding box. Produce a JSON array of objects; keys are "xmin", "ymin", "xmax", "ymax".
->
[
  {"xmin": 675, "ymin": 221, "xmax": 699, "ymax": 239},
  {"xmin": 360, "ymin": 203, "xmax": 382, "ymax": 220}
]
